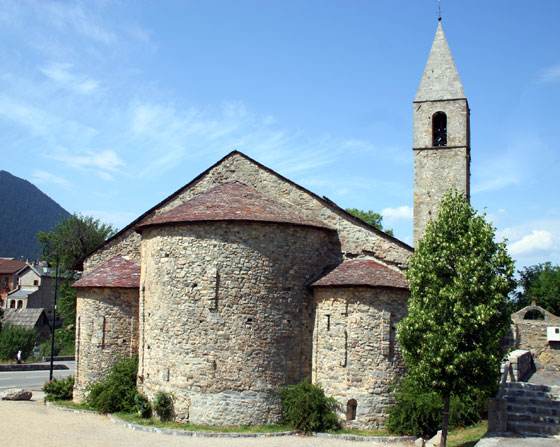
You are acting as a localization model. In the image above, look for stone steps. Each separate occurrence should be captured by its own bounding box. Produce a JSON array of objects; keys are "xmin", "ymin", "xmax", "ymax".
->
[{"xmin": 502, "ymin": 382, "xmax": 560, "ymax": 436}]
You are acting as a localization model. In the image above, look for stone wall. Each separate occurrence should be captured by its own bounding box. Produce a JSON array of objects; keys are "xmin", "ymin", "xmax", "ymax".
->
[
  {"xmin": 138, "ymin": 221, "xmax": 341, "ymax": 425},
  {"xmin": 413, "ymin": 99, "xmax": 470, "ymax": 246},
  {"xmin": 84, "ymin": 231, "xmax": 142, "ymax": 275},
  {"xmin": 84, "ymin": 152, "xmax": 412, "ymax": 275},
  {"xmin": 511, "ymin": 305, "xmax": 560, "ymax": 372},
  {"xmin": 74, "ymin": 287, "xmax": 139, "ymax": 402},
  {"xmin": 312, "ymin": 287, "xmax": 409, "ymax": 429}
]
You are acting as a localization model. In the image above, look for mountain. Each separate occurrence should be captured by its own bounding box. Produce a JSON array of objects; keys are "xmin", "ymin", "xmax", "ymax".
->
[{"xmin": 0, "ymin": 170, "xmax": 70, "ymax": 260}]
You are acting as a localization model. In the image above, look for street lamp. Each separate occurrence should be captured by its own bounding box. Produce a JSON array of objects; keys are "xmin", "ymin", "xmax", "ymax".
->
[
  {"xmin": 42, "ymin": 242, "xmax": 59, "ymax": 382},
  {"xmin": 49, "ymin": 254, "xmax": 59, "ymax": 381}
]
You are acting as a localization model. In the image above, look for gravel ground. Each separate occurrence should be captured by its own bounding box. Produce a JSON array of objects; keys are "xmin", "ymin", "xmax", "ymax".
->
[{"xmin": 0, "ymin": 396, "xmax": 415, "ymax": 447}]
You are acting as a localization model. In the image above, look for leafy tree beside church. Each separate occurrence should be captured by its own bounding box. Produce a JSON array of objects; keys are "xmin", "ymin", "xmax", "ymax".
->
[
  {"xmin": 345, "ymin": 208, "xmax": 394, "ymax": 236},
  {"xmin": 37, "ymin": 213, "xmax": 117, "ymax": 324},
  {"xmin": 515, "ymin": 262, "xmax": 560, "ymax": 316},
  {"xmin": 397, "ymin": 189, "xmax": 515, "ymax": 447}
]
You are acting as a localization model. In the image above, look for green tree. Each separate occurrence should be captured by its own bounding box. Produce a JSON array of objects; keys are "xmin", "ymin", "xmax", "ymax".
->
[
  {"xmin": 0, "ymin": 325, "xmax": 40, "ymax": 361},
  {"xmin": 37, "ymin": 213, "xmax": 117, "ymax": 323},
  {"xmin": 515, "ymin": 262, "xmax": 560, "ymax": 316},
  {"xmin": 397, "ymin": 189, "xmax": 515, "ymax": 447},
  {"xmin": 345, "ymin": 208, "xmax": 394, "ymax": 236}
]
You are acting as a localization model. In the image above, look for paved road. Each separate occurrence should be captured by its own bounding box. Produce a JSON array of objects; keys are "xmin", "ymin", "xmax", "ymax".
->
[
  {"xmin": 0, "ymin": 361, "xmax": 75, "ymax": 391},
  {"xmin": 1, "ymin": 398, "xmax": 415, "ymax": 447}
]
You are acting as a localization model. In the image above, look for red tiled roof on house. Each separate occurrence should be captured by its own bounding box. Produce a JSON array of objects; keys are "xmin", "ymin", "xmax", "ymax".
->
[
  {"xmin": 310, "ymin": 259, "xmax": 409, "ymax": 289},
  {"xmin": 72, "ymin": 256, "xmax": 140, "ymax": 288},
  {"xmin": 136, "ymin": 181, "xmax": 333, "ymax": 232},
  {"xmin": 0, "ymin": 259, "xmax": 27, "ymax": 274}
]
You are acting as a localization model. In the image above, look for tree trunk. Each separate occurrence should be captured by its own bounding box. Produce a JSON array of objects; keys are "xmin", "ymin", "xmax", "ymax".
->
[{"xmin": 440, "ymin": 394, "xmax": 450, "ymax": 447}]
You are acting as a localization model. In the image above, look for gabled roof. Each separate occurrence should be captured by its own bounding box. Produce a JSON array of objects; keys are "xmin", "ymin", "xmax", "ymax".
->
[
  {"xmin": 0, "ymin": 259, "xmax": 27, "ymax": 274},
  {"xmin": 310, "ymin": 259, "xmax": 409, "ymax": 289},
  {"xmin": 72, "ymin": 255, "xmax": 140, "ymax": 288},
  {"xmin": 77, "ymin": 151, "xmax": 412, "ymax": 269},
  {"xmin": 6, "ymin": 287, "xmax": 36, "ymax": 299},
  {"xmin": 415, "ymin": 23, "xmax": 466, "ymax": 102},
  {"xmin": 137, "ymin": 181, "xmax": 332, "ymax": 232},
  {"xmin": 2, "ymin": 308, "xmax": 48, "ymax": 329},
  {"xmin": 15, "ymin": 263, "xmax": 53, "ymax": 278}
]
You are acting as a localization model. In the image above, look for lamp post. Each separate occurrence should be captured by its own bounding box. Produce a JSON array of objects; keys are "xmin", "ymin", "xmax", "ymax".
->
[{"xmin": 47, "ymin": 251, "xmax": 59, "ymax": 382}]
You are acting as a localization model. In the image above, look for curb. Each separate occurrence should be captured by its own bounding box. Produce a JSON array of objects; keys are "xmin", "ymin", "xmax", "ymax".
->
[
  {"xmin": 314, "ymin": 432, "xmax": 419, "ymax": 443},
  {"xmin": 0, "ymin": 363, "xmax": 69, "ymax": 372},
  {"xmin": 108, "ymin": 414, "xmax": 298, "ymax": 438},
  {"xmin": 46, "ymin": 401, "xmax": 419, "ymax": 442},
  {"xmin": 45, "ymin": 401, "xmax": 100, "ymax": 415}
]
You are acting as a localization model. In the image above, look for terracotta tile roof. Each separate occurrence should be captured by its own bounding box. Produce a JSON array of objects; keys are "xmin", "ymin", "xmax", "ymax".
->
[
  {"xmin": 137, "ymin": 181, "xmax": 333, "ymax": 232},
  {"xmin": 72, "ymin": 256, "xmax": 140, "ymax": 289},
  {"xmin": 310, "ymin": 259, "xmax": 409, "ymax": 289},
  {"xmin": 0, "ymin": 259, "xmax": 27, "ymax": 274}
]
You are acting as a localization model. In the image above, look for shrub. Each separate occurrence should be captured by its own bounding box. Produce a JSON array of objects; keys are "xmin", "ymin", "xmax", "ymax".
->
[
  {"xmin": 387, "ymin": 377, "xmax": 487, "ymax": 438},
  {"xmin": 0, "ymin": 325, "xmax": 40, "ymax": 361},
  {"xmin": 86, "ymin": 356, "xmax": 138, "ymax": 413},
  {"xmin": 279, "ymin": 380, "xmax": 340, "ymax": 432},
  {"xmin": 152, "ymin": 392, "xmax": 173, "ymax": 421},
  {"xmin": 39, "ymin": 328, "xmax": 75, "ymax": 358},
  {"xmin": 43, "ymin": 376, "xmax": 75, "ymax": 401},
  {"xmin": 135, "ymin": 393, "xmax": 152, "ymax": 418}
]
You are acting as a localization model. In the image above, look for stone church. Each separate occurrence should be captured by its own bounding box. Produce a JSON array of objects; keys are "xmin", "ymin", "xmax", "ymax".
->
[{"xmin": 72, "ymin": 23, "xmax": 470, "ymax": 429}]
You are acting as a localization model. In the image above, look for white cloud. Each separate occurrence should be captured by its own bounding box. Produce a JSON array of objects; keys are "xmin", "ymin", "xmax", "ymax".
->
[
  {"xmin": 381, "ymin": 205, "xmax": 413, "ymax": 224},
  {"xmin": 39, "ymin": 62, "xmax": 99, "ymax": 95},
  {"xmin": 508, "ymin": 230, "xmax": 554, "ymax": 256},
  {"xmin": 127, "ymin": 100, "xmax": 349, "ymax": 180},
  {"xmin": 48, "ymin": 148, "xmax": 125, "ymax": 180},
  {"xmin": 538, "ymin": 64, "xmax": 560, "ymax": 83},
  {"xmin": 42, "ymin": 2, "xmax": 117, "ymax": 46},
  {"xmin": 31, "ymin": 169, "xmax": 70, "ymax": 187}
]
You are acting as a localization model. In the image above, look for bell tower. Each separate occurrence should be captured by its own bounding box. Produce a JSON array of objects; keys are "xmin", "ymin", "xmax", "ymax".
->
[{"xmin": 413, "ymin": 22, "xmax": 470, "ymax": 247}]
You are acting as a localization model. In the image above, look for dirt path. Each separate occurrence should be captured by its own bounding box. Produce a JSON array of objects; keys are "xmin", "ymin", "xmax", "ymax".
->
[{"xmin": 0, "ymin": 397, "xmax": 414, "ymax": 447}]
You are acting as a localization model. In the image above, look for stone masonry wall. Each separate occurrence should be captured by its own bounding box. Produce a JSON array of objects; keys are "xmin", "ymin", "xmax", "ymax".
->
[
  {"xmin": 511, "ymin": 306, "xmax": 560, "ymax": 372},
  {"xmin": 85, "ymin": 153, "xmax": 412, "ymax": 275},
  {"xmin": 138, "ymin": 222, "xmax": 342, "ymax": 425},
  {"xmin": 74, "ymin": 287, "xmax": 139, "ymax": 402},
  {"xmin": 413, "ymin": 99, "xmax": 470, "ymax": 246},
  {"xmin": 312, "ymin": 287, "xmax": 409, "ymax": 429}
]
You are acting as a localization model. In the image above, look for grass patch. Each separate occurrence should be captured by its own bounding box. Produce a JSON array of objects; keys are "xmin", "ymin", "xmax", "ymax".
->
[
  {"xmin": 446, "ymin": 421, "xmax": 487, "ymax": 447},
  {"xmin": 50, "ymin": 400, "xmax": 95, "ymax": 411},
  {"xmin": 115, "ymin": 412, "xmax": 293, "ymax": 433}
]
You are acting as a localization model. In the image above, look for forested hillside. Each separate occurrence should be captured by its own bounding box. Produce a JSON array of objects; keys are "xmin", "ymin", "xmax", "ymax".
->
[{"xmin": 0, "ymin": 170, "xmax": 70, "ymax": 260}]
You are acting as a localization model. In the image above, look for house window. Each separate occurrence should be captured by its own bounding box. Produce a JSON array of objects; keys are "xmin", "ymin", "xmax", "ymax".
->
[
  {"xmin": 33, "ymin": 280, "xmax": 39, "ymax": 286},
  {"xmin": 17, "ymin": 300, "xmax": 23, "ymax": 309},
  {"xmin": 432, "ymin": 112, "xmax": 447, "ymax": 147},
  {"xmin": 524, "ymin": 309, "xmax": 545, "ymax": 320},
  {"xmin": 10, "ymin": 300, "xmax": 16, "ymax": 308},
  {"xmin": 346, "ymin": 399, "xmax": 357, "ymax": 421}
]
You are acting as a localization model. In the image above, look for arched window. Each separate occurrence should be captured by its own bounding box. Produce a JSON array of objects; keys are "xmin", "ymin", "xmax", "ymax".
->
[
  {"xmin": 346, "ymin": 399, "xmax": 357, "ymax": 421},
  {"xmin": 524, "ymin": 309, "xmax": 545, "ymax": 320},
  {"xmin": 17, "ymin": 300, "xmax": 23, "ymax": 309},
  {"xmin": 432, "ymin": 112, "xmax": 447, "ymax": 147},
  {"xmin": 10, "ymin": 300, "xmax": 16, "ymax": 308}
]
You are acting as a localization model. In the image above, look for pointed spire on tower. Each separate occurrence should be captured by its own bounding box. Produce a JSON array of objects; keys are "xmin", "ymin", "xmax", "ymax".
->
[{"xmin": 414, "ymin": 23, "xmax": 465, "ymax": 102}]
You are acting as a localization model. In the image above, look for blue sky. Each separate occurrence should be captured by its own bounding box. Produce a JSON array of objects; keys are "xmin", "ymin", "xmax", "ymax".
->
[{"xmin": 1, "ymin": 1, "xmax": 559, "ymax": 271}]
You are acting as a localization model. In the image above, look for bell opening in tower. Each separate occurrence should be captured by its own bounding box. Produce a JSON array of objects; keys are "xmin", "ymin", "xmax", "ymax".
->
[{"xmin": 432, "ymin": 111, "xmax": 447, "ymax": 147}]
